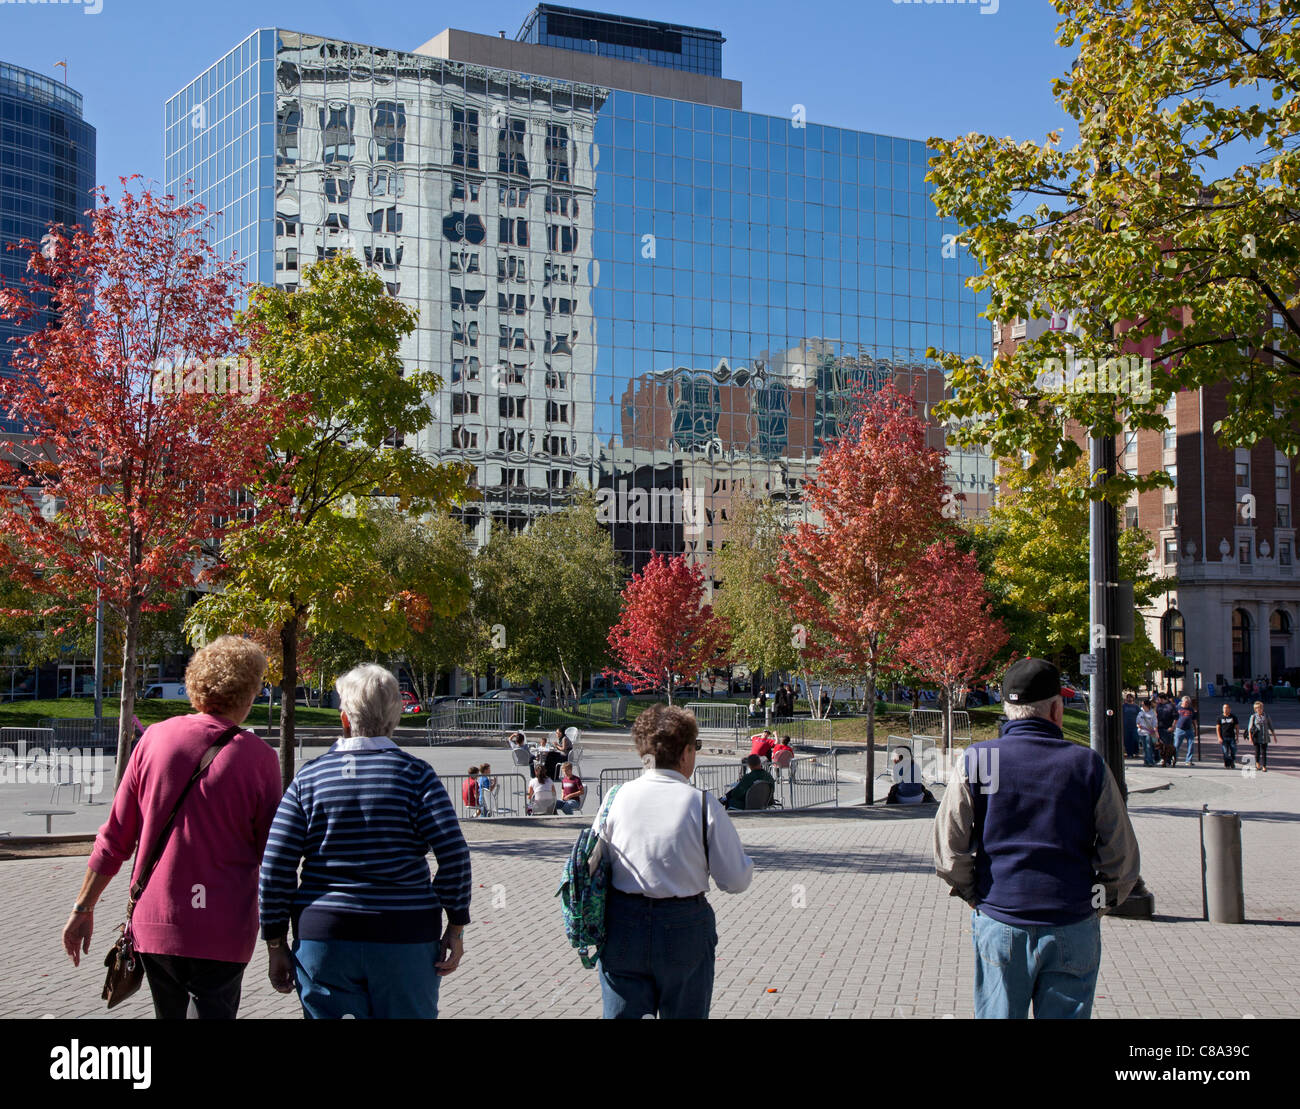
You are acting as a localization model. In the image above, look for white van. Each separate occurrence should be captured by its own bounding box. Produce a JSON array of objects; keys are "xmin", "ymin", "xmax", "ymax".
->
[{"xmin": 142, "ymin": 682, "xmax": 188, "ymax": 701}]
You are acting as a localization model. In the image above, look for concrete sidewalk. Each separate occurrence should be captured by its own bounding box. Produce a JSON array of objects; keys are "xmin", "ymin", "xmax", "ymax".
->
[{"xmin": 1, "ymin": 722, "xmax": 1296, "ymax": 1019}]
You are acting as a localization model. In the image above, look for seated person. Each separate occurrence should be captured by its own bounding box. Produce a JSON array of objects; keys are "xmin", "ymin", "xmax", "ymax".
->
[
  {"xmin": 885, "ymin": 749, "xmax": 936, "ymax": 805},
  {"xmin": 749, "ymin": 729, "xmax": 776, "ymax": 761},
  {"xmin": 557, "ymin": 762, "xmax": 585, "ymax": 815},
  {"xmin": 527, "ymin": 764, "xmax": 558, "ymax": 815},
  {"xmin": 462, "ymin": 765, "xmax": 483, "ymax": 815},
  {"xmin": 723, "ymin": 755, "xmax": 775, "ymax": 810},
  {"xmin": 770, "ymin": 736, "xmax": 795, "ymax": 774}
]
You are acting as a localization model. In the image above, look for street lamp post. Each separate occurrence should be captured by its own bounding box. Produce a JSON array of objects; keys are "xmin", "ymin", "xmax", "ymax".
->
[{"xmin": 1193, "ymin": 667, "xmax": 1202, "ymax": 762}]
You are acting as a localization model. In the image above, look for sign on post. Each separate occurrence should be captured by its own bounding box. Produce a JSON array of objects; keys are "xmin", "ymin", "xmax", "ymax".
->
[{"xmin": 1079, "ymin": 653, "xmax": 1098, "ymax": 676}]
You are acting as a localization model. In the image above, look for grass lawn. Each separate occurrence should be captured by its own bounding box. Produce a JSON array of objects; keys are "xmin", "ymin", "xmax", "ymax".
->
[{"xmin": 0, "ymin": 698, "xmax": 345, "ymax": 729}]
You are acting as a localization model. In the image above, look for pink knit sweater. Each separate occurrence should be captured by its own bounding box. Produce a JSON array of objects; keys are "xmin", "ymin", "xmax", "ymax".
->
[{"xmin": 88, "ymin": 713, "xmax": 282, "ymax": 964}]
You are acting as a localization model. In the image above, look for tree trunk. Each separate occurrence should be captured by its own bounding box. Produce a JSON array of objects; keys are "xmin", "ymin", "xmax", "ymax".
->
[
  {"xmin": 865, "ymin": 670, "xmax": 877, "ymax": 804},
  {"xmin": 941, "ymin": 684, "xmax": 953, "ymax": 754},
  {"xmin": 279, "ymin": 610, "xmax": 299, "ymax": 791},
  {"xmin": 112, "ymin": 595, "xmax": 144, "ymax": 791}
]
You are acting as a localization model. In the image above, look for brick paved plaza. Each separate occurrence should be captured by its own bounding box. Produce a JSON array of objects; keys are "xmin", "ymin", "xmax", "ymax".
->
[{"xmin": 1, "ymin": 717, "xmax": 1296, "ymax": 1020}]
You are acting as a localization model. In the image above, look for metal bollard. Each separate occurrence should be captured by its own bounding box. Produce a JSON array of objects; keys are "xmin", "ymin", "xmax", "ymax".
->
[{"xmin": 1200, "ymin": 806, "xmax": 1245, "ymax": 923}]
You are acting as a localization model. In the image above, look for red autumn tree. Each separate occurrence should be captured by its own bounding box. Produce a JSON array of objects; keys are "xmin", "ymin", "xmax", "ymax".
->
[
  {"xmin": 0, "ymin": 182, "xmax": 288, "ymax": 787},
  {"xmin": 899, "ymin": 541, "xmax": 1009, "ymax": 752},
  {"xmin": 776, "ymin": 382, "xmax": 951, "ymax": 802},
  {"xmin": 608, "ymin": 552, "xmax": 729, "ymax": 706}
]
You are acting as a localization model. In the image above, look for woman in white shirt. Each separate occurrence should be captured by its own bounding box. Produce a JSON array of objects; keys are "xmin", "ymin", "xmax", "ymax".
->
[
  {"xmin": 597, "ymin": 704, "xmax": 754, "ymax": 1019},
  {"xmin": 527, "ymin": 764, "xmax": 557, "ymax": 814}
]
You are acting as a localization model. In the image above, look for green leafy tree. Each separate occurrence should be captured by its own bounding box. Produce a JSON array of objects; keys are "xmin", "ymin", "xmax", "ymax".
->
[
  {"xmin": 186, "ymin": 256, "xmax": 469, "ymax": 786},
  {"xmin": 973, "ymin": 460, "xmax": 1166, "ymax": 687},
  {"xmin": 928, "ymin": 0, "xmax": 1300, "ymax": 484},
  {"xmin": 714, "ymin": 494, "xmax": 800, "ymax": 681}
]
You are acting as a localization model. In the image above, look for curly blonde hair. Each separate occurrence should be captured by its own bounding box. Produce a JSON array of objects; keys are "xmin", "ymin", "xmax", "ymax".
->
[{"xmin": 185, "ymin": 636, "xmax": 267, "ymax": 717}]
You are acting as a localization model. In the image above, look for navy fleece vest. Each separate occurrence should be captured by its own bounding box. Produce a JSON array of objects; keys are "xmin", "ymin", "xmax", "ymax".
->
[{"xmin": 966, "ymin": 718, "xmax": 1108, "ymax": 927}]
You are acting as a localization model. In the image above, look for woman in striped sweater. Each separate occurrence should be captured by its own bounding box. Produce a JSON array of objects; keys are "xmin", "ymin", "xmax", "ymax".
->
[{"xmin": 258, "ymin": 664, "xmax": 472, "ymax": 1019}]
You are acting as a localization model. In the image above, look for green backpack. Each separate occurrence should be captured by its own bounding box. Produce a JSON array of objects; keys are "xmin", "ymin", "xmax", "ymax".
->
[{"xmin": 556, "ymin": 783, "xmax": 622, "ymax": 969}]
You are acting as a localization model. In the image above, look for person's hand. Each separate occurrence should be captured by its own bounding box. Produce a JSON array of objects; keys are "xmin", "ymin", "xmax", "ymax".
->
[
  {"xmin": 267, "ymin": 944, "xmax": 296, "ymax": 993},
  {"xmin": 62, "ymin": 910, "xmax": 93, "ymax": 967},
  {"xmin": 436, "ymin": 927, "xmax": 464, "ymax": 976}
]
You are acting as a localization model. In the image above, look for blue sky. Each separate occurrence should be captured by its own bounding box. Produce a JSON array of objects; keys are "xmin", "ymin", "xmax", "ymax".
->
[{"xmin": 1, "ymin": 0, "xmax": 1072, "ymax": 193}]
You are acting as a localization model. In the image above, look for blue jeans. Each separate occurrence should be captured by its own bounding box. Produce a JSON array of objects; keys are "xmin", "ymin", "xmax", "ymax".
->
[
  {"xmin": 1175, "ymin": 729, "xmax": 1195, "ymax": 764},
  {"xmin": 1141, "ymin": 733, "xmax": 1157, "ymax": 766},
  {"xmin": 971, "ymin": 910, "xmax": 1101, "ymax": 1019},
  {"xmin": 598, "ymin": 890, "xmax": 717, "ymax": 1019},
  {"xmin": 293, "ymin": 938, "xmax": 442, "ymax": 1019}
]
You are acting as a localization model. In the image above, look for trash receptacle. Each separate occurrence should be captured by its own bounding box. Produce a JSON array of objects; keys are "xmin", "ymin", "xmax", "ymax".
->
[{"xmin": 1200, "ymin": 808, "xmax": 1245, "ymax": 923}]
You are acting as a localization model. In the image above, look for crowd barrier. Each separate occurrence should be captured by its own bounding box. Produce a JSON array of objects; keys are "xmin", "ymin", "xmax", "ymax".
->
[
  {"xmin": 426, "ymin": 699, "xmax": 525, "ymax": 744},
  {"xmin": 598, "ymin": 752, "xmax": 839, "ymax": 810},
  {"xmin": 0, "ymin": 726, "xmax": 55, "ymax": 758},
  {"xmin": 37, "ymin": 717, "xmax": 120, "ymax": 750},
  {"xmin": 768, "ymin": 717, "xmax": 835, "ymax": 748},
  {"xmin": 533, "ymin": 699, "xmax": 625, "ymax": 730},
  {"xmin": 909, "ymin": 709, "xmax": 971, "ymax": 744},
  {"xmin": 687, "ymin": 702, "xmax": 743, "ymax": 750}
]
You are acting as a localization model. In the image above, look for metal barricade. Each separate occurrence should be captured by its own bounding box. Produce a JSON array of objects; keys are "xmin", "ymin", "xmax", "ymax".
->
[
  {"xmin": 442, "ymin": 772, "xmax": 528, "ymax": 819},
  {"xmin": 909, "ymin": 709, "xmax": 971, "ymax": 744},
  {"xmin": 770, "ymin": 717, "xmax": 834, "ymax": 748},
  {"xmin": 784, "ymin": 752, "xmax": 839, "ymax": 808},
  {"xmin": 0, "ymin": 726, "xmax": 54, "ymax": 759},
  {"xmin": 597, "ymin": 765, "xmax": 645, "ymax": 799},
  {"xmin": 691, "ymin": 762, "xmax": 736, "ymax": 799},
  {"xmin": 38, "ymin": 718, "xmax": 119, "ymax": 750},
  {"xmin": 687, "ymin": 702, "xmax": 742, "ymax": 751},
  {"xmin": 426, "ymin": 699, "xmax": 525, "ymax": 744}
]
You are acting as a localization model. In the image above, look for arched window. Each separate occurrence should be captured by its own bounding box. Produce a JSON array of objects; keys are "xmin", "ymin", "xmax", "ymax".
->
[
  {"xmin": 1270, "ymin": 609, "xmax": 1291, "ymax": 636},
  {"xmin": 1232, "ymin": 609, "xmax": 1253, "ymax": 680}
]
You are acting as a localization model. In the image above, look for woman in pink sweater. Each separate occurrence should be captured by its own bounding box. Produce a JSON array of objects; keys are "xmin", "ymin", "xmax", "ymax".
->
[{"xmin": 61, "ymin": 636, "xmax": 282, "ymax": 1018}]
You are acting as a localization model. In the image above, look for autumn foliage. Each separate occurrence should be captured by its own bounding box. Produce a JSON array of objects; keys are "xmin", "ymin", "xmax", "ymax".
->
[{"xmin": 607, "ymin": 553, "xmax": 729, "ymax": 705}]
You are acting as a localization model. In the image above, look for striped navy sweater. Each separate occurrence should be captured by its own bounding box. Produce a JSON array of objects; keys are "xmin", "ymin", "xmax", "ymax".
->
[{"xmin": 259, "ymin": 739, "xmax": 472, "ymax": 943}]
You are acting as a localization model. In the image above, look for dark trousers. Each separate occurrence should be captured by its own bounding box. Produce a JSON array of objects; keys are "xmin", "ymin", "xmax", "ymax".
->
[
  {"xmin": 598, "ymin": 890, "xmax": 716, "ymax": 1019},
  {"xmin": 139, "ymin": 952, "xmax": 246, "ymax": 1019},
  {"xmin": 1254, "ymin": 741, "xmax": 1269, "ymax": 770}
]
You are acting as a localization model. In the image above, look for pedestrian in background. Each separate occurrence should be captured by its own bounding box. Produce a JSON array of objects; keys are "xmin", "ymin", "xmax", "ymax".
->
[
  {"xmin": 598, "ymin": 704, "xmax": 753, "ymax": 1019},
  {"xmin": 1175, "ymin": 695, "xmax": 1197, "ymax": 767},
  {"xmin": 1247, "ymin": 701, "xmax": 1273, "ymax": 773},
  {"xmin": 934, "ymin": 658, "xmax": 1140, "ymax": 1019},
  {"xmin": 1136, "ymin": 698, "xmax": 1159, "ymax": 767},
  {"xmin": 1215, "ymin": 705, "xmax": 1239, "ymax": 770}
]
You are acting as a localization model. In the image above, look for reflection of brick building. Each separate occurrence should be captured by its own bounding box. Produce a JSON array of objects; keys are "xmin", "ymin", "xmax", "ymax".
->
[{"xmin": 995, "ymin": 311, "xmax": 1299, "ymax": 689}]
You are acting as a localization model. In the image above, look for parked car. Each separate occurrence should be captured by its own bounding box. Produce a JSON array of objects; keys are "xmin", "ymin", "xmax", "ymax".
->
[
  {"xmin": 141, "ymin": 682, "xmax": 188, "ymax": 701},
  {"xmin": 484, "ymin": 687, "xmax": 543, "ymax": 705},
  {"xmin": 401, "ymin": 690, "xmax": 424, "ymax": 714}
]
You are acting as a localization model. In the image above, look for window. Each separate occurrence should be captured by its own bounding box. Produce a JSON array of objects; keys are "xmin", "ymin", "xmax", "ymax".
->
[
  {"xmin": 548, "ymin": 469, "xmax": 573, "ymax": 490},
  {"xmin": 499, "ymin": 396, "xmax": 526, "ymax": 419},
  {"xmin": 371, "ymin": 101, "xmax": 405, "ymax": 163},
  {"xmin": 543, "ymin": 296, "xmax": 575, "ymax": 317},
  {"xmin": 451, "ymin": 107, "xmax": 479, "ymax": 170},
  {"xmin": 546, "ymin": 123, "xmax": 570, "ymax": 182},
  {"xmin": 546, "ymin": 400, "xmax": 569, "ymax": 424},
  {"xmin": 1163, "ymin": 424, "xmax": 1176, "ymax": 451},
  {"xmin": 499, "ymin": 185, "xmax": 530, "ymax": 207},
  {"xmin": 1161, "ymin": 609, "xmax": 1186, "ymax": 660},
  {"xmin": 1282, "ymin": 542, "xmax": 1293, "ymax": 567},
  {"xmin": 546, "ymin": 224, "xmax": 578, "ymax": 253},
  {"xmin": 449, "ymin": 251, "xmax": 480, "ymax": 274},
  {"xmin": 1164, "ymin": 502, "xmax": 1178, "ymax": 528},
  {"xmin": 451, "ymin": 319, "xmax": 479, "ymax": 347},
  {"xmin": 368, "ymin": 207, "xmax": 402, "ymax": 233},
  {"xmin": 498, "ymin": 326, "xmax": 527, "ymax": 351},
  {"xmin": 276, "ymin": 248, "xmax": 297, "ymax": 272},
  {"xmin": 545, "ymin": 331, "xmax": 573, "ymax": 356},
  {"xmin": 324, "ymin": 212, "xmax": 349, "ymax": 230},
  {"xmin": 1123, "ymin": 430, "xmax": 1138, "ymax": 457},
  {"xmin": 324, "ymin": 176, "xmax": 351, "ymax": 204},
  {"xmin": 1239, "ymin": 539, "xmax": 1252, "ymax": 565},
  {"xmin": 275, "ymin": 218, "xmax": 298, "ymax": 237},
  {"xmin": 1236, "ymin": 462, "xmax": 1250, "ymax": 488},
  {"xmin": 544, "ymin": 261, "xmax": 578, "ymax": 285},
  {"xmin": 320, "ymin": 105, "xmax": 355, "ymax": 164},
  {"xmin": 545, "ymin": 370, "xmax": 567, "ymax": 390},
  {"xmin": 450, "ymin": 426, "xmax": 478, "ymax": 449},
  {"xmin": 450, "ymin": 287, "xmax": 486, "ymax": 309},
  {"xmin": 277, "ymin": 104, "xmax": 300, "ymax": 165},
  {"xmin": 499, "ymin": 217, "xmax": 528, "ymax": 246},
  {"xmin": 1165, "ymin": 464, "xmax": 1177, "ymax": 488},
  {"xmin": 1279, "ymin": 505, "xmax": 1292, "ymax": 528},
  {"xmin": 1123, "ymin": 505, "xmax": 1139, "ymax": 529},
  {"xmin": 544, "ymin": 193, "xmax": 577, "ymax": 216},
  {"xmin": 363, "ymin": 245, "xmax": 402, "ymax": 270},
  {"xmin": 498, "ymin": 255, "xmax": 527, "ymax": 282},
  {"xmin": 498, "ymin": 292, "xmax": 528, "ymax": 315},
  {"xmin": 369, "ymin": 168, "xmax": 405, "ymax": 197},
  {"xmin": 544, "ymin": 434, "xmax": 570, "ymax": 456},
  {"xmin": 498, "ymin": 429, "xmax": 526, "ymax": 451},
  {"xmin": 1163, "ymin": 537, "xmax": 1177, "ymax": 564},
  {"xmin": 451, "ymin": 394, "xmax": 478, "ymax": 416},
  {"xmin": 497, "ymin": 117, "xmax": 529, "ymax": 177},
  {"xmin": 1278, "ymin": 463, "xmax": 1291, "ymax": 489},
  {"xmin": 499, "ymin": 467, "xmax": 526, "ymax": 488}
]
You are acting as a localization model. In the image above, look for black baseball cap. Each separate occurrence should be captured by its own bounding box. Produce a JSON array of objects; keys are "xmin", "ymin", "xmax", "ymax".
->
[{"xmin": 1003, "ymin": 658, "xmax": 1061, "ymax": 703}]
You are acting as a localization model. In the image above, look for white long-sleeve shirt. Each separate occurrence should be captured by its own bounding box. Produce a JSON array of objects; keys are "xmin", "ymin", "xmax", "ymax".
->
[{"xmin": 602, "ymin": 769, "xmax": 754, "ymax": 897}]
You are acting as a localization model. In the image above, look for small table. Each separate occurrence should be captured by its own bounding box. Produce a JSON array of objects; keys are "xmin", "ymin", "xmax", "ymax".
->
[{"xmin": 25, "ymin": 809, "xmax": 74, "ymax": 834}]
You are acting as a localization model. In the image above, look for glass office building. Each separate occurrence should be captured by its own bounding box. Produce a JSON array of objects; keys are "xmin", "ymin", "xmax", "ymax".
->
[
  {"xmin": 0, "ymin": 63, "xmax": 96, "ymax": 431},
  {"xmin": 516, "ymin": 5, "xmax": 724, "ymax": 77},
  {"xmin": 165, "ymin": 12, "xmax": 990, "ymax": 582}
]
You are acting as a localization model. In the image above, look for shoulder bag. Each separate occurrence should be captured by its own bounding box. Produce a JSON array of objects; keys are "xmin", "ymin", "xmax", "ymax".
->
[{"xmin": 102, "ymin": 724, "xmax": 241, "ymax": 1008}]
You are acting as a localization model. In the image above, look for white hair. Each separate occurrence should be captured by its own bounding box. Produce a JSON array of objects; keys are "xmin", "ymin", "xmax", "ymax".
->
[
  {"xmin": 1003, "ymin": 695, "xmax": 1062, "ymax": 721},
  {"xmin": 336, "ymin": 664, "xmax": 403, "ymax": 738}
]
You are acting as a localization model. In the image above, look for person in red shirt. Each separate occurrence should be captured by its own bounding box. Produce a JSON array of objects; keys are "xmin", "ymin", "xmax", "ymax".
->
[
  {"xmin": 749, "ymin": 729, "xmax": 775, "ymax": 760},
  {"xmin": 558, "ymin": 762, "xmax": 586, "ymax": 815}
]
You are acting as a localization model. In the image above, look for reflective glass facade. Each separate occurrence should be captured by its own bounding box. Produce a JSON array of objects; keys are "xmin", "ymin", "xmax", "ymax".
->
[
  {"xmin": 0, "ymin": 63, "xmax": 96, "ymax": 431},
  {"xmin": 166, "ymin": 26, "xmax": 990, "ymax": 583},
  {"xmin": 516, "ymin": 5, "xmax": 724, "ymax": 77}
]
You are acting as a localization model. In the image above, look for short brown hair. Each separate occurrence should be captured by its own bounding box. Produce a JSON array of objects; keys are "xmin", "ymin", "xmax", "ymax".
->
[
  {"xmin": 632, "ymin": 704, "xmax": 699, "ymax": 770},
  {"xmin": 185, "ymin": 636, "xmax": 266, "ymax": 717}
]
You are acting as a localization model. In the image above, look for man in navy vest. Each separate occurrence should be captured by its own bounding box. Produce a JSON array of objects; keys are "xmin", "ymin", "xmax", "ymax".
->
[{"xmin": 933, "ymin": 658, "xmax": 1140, "ymax": 1018}]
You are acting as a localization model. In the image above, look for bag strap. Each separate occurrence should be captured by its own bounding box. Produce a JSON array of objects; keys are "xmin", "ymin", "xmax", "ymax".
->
[
  {"xmin": 128, "ymin": 724, "xmax": 241, "ymax": 910},
  {"xmin": 701, "ymin": 788, "xmax": 710, "ymax": 867},
  {"xmin": 593, "ymin": 782, "xmax": 621, "ymax": 838}
]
